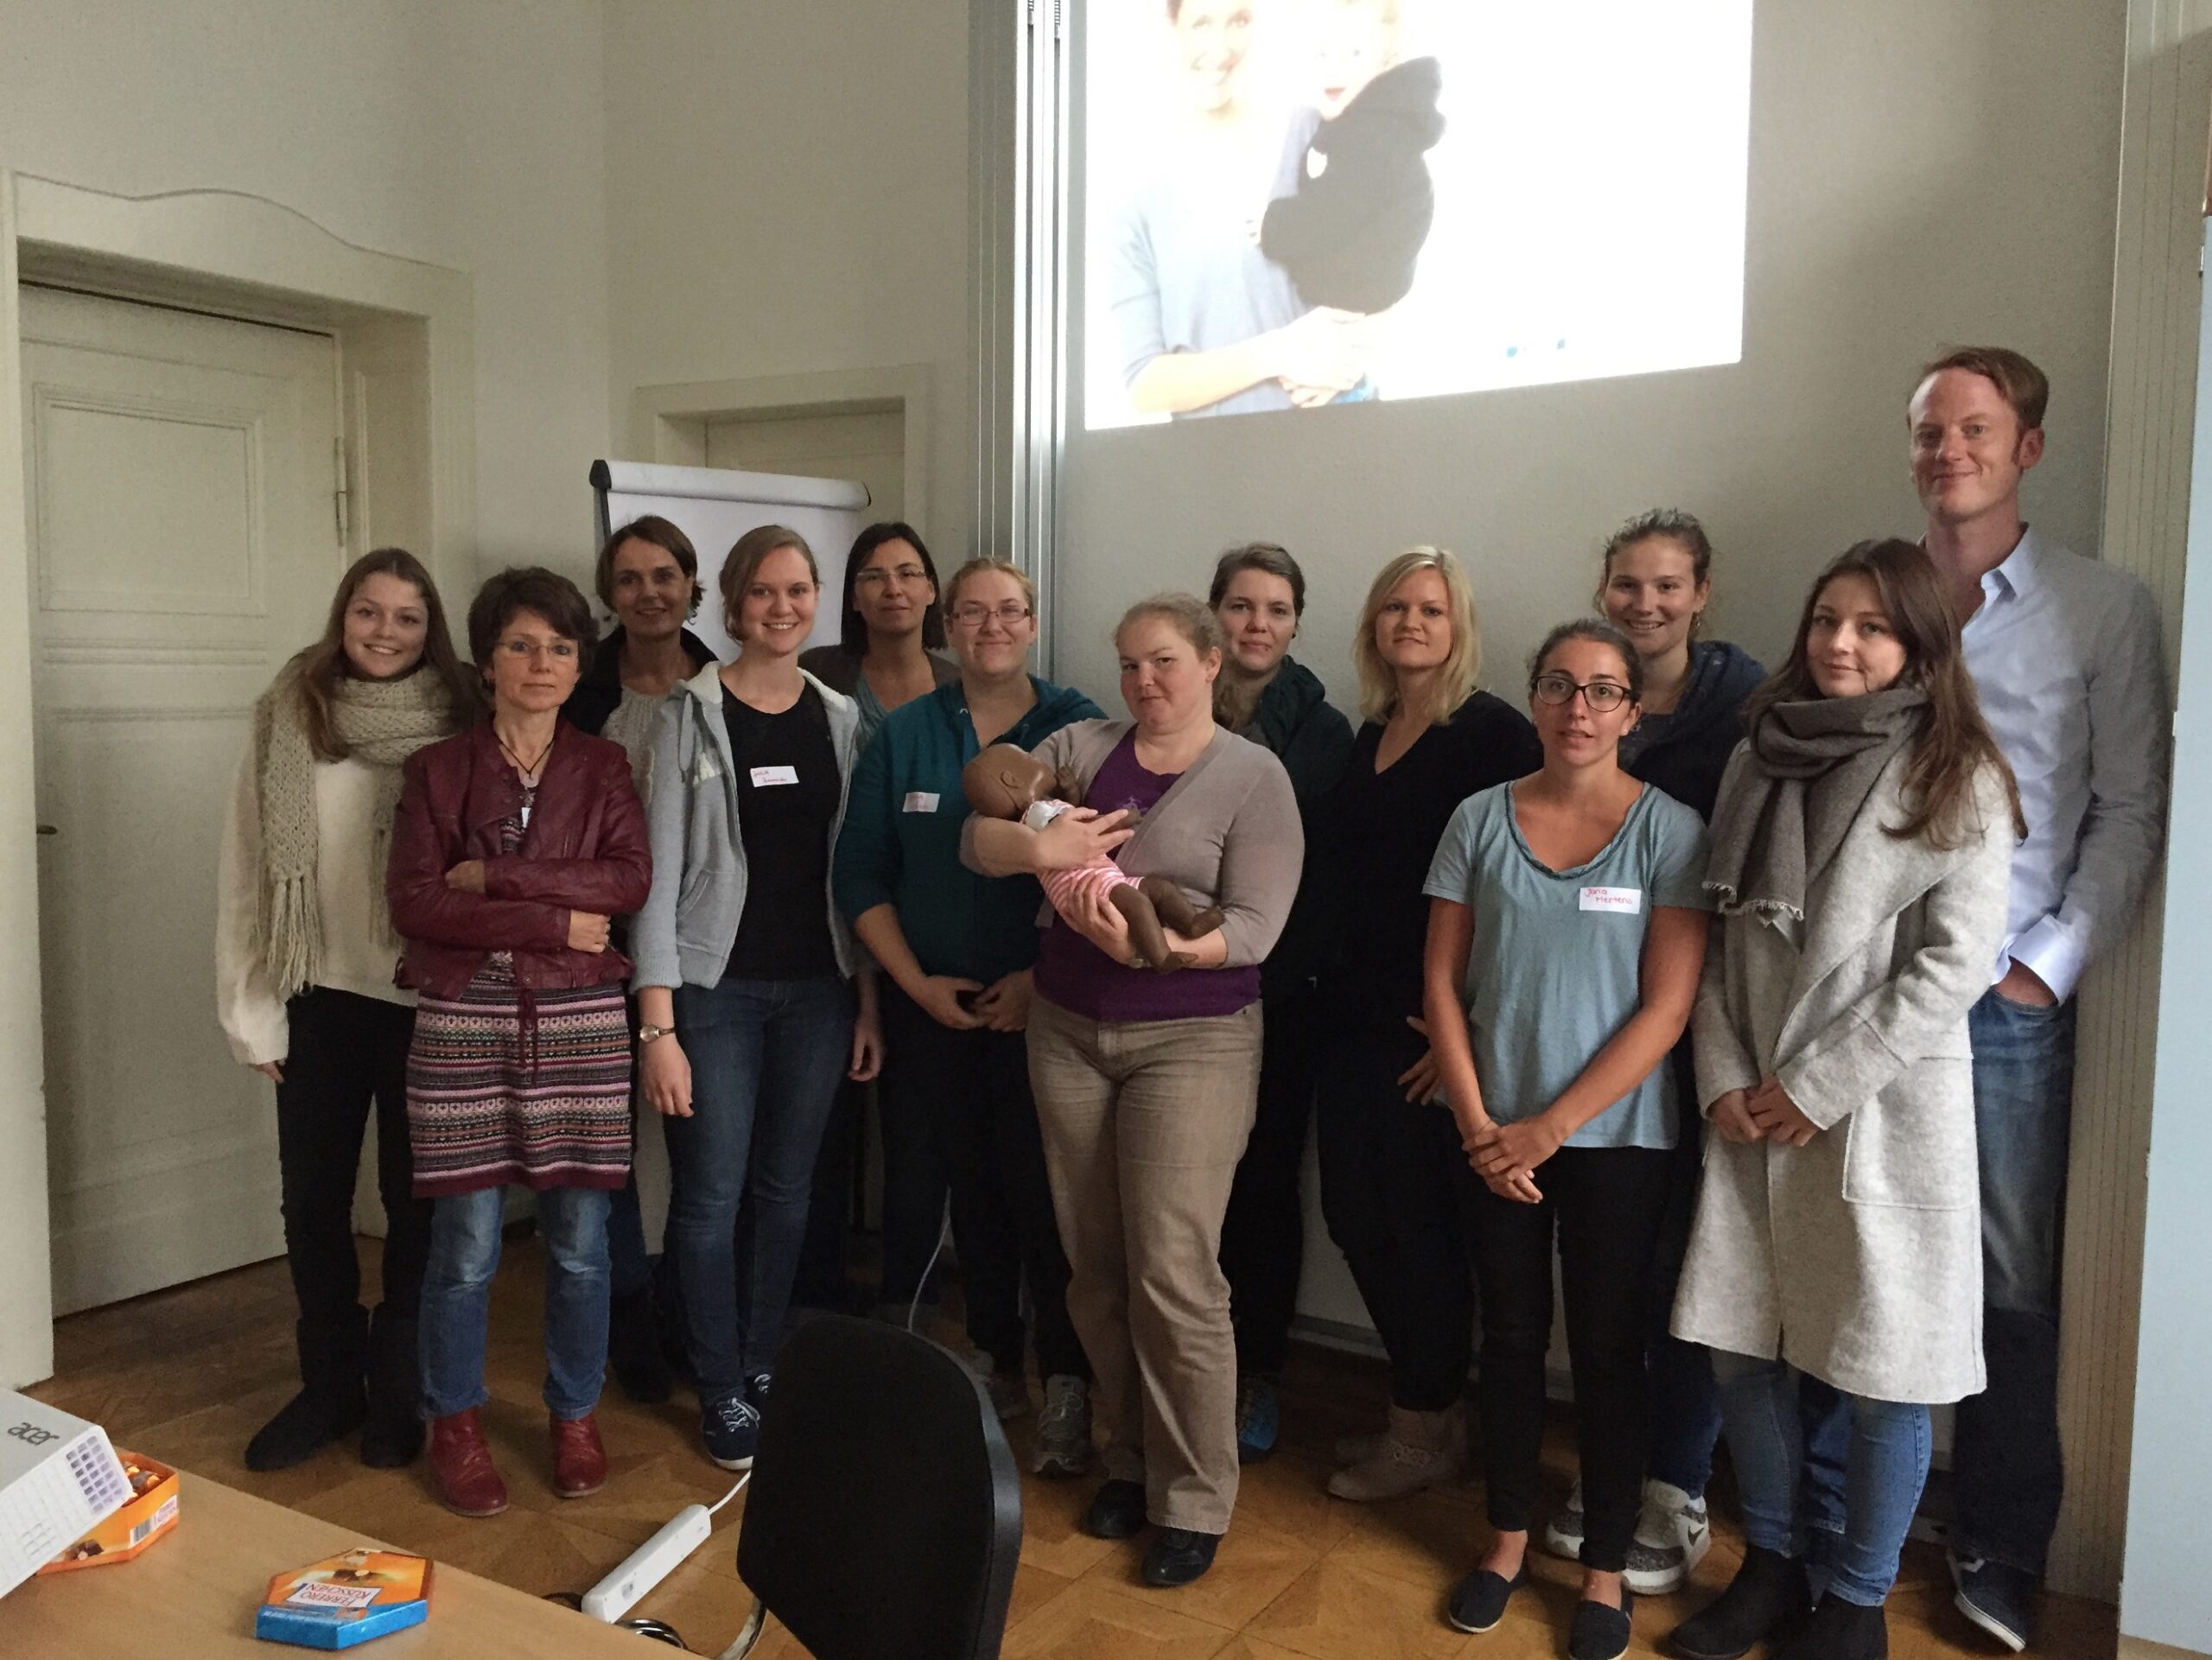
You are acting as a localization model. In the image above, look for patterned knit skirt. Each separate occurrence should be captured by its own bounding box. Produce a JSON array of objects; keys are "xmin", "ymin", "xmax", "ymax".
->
[{"xmin": 407, "ymin": 959, "xmax": 632, "ymax": 1198}]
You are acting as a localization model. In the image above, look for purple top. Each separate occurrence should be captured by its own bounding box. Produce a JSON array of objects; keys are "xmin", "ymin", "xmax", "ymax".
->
[{"xmin": 1033, "ymin": 732, "xmax": 1263, "ymax": 1023}]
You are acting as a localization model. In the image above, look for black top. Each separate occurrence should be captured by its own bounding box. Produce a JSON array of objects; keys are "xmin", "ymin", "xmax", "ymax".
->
[
  {"xmin": 1259, "ymin": 56, "xmax": 1446, "ymax": 314},
  {"xmin": 1618, "ymin": 639, "xmax": 1765, "ymax": 823},
  {"xmin": 1317, "ymin": 690, "xmax": 1541, "ymax": 1030},
  {"xmin": 563, "ymin": 625, "xmax": 717, "ymax": 737},
  {"xmin": 723, "ymin": 683, "xmax": 841, "ymax": 980},
  {"xmin": 1237, "ymin": 658, "xmax": 1355, "ymax": 995}
]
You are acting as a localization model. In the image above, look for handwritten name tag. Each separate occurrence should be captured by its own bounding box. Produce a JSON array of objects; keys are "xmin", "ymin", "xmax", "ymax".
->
[
  {"xmin": 902, "ymin": 792, "xmax": 941, "ymax": 813},
  {"xmin": 1580, "ymin": 886, "xmax": 1642, "ymax": 915},
  {"xmin": 750, "ymin": 765, "xmax": 799, "ymax": 788}
]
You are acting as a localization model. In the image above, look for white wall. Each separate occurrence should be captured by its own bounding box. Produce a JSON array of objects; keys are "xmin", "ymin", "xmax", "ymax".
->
[
  {"xmin": 0, "ymin": 0, "xmax": 613, "ymax": 576},
  {"xmin": 601, "ymin": 1, "xmax": 972, "ymax": 558},
  {"xmin": 1057, "ymin": 2, "xmax": 2126, "ymax": 707}
]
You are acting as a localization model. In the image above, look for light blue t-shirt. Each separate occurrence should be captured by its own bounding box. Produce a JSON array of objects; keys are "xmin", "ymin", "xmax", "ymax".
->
[{"xmin": 1422, "ymin": 781, "xmax": 1712, "ymax": 1150}]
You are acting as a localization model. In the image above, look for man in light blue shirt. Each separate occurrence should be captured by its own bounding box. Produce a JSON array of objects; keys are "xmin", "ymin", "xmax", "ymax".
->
[{"xmin": 1912, "ymin": 347, "xmax": 2168, "ymax": 1651}]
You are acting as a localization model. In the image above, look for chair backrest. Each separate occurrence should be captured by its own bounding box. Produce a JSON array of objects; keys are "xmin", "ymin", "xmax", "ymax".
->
[{"xmin": 736, "ymin": 1316, "xmax": 1024, "ymax": 1660}]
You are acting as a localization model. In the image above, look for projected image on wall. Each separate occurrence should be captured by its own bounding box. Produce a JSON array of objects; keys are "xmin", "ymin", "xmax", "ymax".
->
[{"xmin": 1084, "ymin": 0, "xmax": 1752, "ymax": 429}]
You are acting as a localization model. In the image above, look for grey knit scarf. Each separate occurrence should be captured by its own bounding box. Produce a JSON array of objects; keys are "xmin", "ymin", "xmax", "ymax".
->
[
  {"xmin": 1704, "ymin": 685, "xmax": 1929, "ymax": 921},
  {"xmin": 252, "ymin": 662, "xmax": 455, "ymax": 994}
]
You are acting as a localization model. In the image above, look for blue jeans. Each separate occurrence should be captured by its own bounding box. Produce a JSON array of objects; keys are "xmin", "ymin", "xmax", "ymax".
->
[
  {"xmin": 420, "ymin": 1185, "xmax": 612, "ymax": 1421},
  {"xmin": 1712, "ymin": 1351, "xmax": 1932, "ymax": 1606},
  {"xmin": 1952, "ymin": 988, "xmax": 2075, "ymax": 1575},
  {"xmin": 666, "ymin": 975, "xmax": 854, "ymax": 1402}
]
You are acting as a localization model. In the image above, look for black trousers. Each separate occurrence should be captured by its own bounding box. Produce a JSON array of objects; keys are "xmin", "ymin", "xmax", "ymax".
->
[
  {"xmin": 275, "ymin": 989, "xmax": 433, "ymax": 1390},
  {"xmin": 1468, "ymin": 1143, "xmax": 1672, "ymax": 1572},
  {"xmin": 1219, "ymin": 983, "xmax": 1321, "ymax": 1377},
  {"xmin": 1315, "ymin": 1014, "xmax": 1479, "ymax": 1412},
  {"xmin": 879, "ymin": 984, "xmax": 1088, "ymax": 1379}
]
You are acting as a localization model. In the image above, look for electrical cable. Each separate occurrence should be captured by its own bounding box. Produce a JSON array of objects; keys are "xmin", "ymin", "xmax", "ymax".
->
[{"xmin": 707, "ymin": 1471, "xmax": 750, "ymax": 1516}]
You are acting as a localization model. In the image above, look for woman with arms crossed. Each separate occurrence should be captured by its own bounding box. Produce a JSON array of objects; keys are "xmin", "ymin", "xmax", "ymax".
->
[
  {"xmin": 1422, "ymin": 620, "xmax": 1711, "ymax": 1660},
  {"xmin": 1205, "ymin": 543, "xmax": 1352, "ymax": 1460},
  {"xmin": 1668, "ymin": 541, "xmax": 2018, "ymax": 1660},
  {"xmin": 1316, "ymin": 548, "xmax": 1540, "ymax": 1502},
  {"xmin": 632, "ymin": 527, "xmax": 882, "ymax": 1472},
  {"xmin": 833, "ymin": 558, "xmax": 1103, "ymax": 1466},
  {"xmin": 216, "ymin": 549, "xmax": 474, "ymax": 1472},
  {"xmin": 964, "ymin": 595, "xmax": 1300, "ymax": 1587},
  {"xmin": 389, "ymin": 568, "xmax": 651, "ymax": 1517}
]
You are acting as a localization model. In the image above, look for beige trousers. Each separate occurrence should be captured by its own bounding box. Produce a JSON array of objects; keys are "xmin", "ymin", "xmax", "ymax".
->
[{"xmin": 1026, "ymin": 994, "xmax": 1262, "ymax": 1536}]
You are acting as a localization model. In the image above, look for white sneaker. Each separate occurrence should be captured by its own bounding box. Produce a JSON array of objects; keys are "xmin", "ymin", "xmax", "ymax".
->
[
  {"xmin": 1623, "ymin": 1479, "xmax": 1711, "ymax": 1595},
  {"xmin": 1543, "ymin": 1479, "xmax": 1587, "ymax": 1561},
  {"xmin": 1031, "ymin": 1374, "xmax": 1093, "ymax": 1478},
  {"xmin": 1325, "ymin": 1402, "xmax": 1466, "ymax": 1502}
]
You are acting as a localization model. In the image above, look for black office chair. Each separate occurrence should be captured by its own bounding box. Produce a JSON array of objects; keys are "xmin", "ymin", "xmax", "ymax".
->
[{"xmin": 727, "ymin": 1315, "xmax": 1024, "ymax": 1660}]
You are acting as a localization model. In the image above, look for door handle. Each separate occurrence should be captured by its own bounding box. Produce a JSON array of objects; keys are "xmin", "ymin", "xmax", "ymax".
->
[{"xmin": 36, "ymin": 824, "xmax": 57, "ymax": 836}]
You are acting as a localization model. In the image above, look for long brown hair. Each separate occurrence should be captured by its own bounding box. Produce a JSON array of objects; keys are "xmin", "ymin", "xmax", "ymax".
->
[
  {"xmin": 292, "ymin": 549, "xmax": 479, "ymax": 759},
  {"xmin": 1748, "ymin": 538, "xmax": 2023, "ymax": 849}
]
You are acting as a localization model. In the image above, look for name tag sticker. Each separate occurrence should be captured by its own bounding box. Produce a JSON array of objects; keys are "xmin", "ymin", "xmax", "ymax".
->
[
  {"xmin": 750, "ymin": 765, "xmax": 799, "ymax": 788},
  {"xmin": 902, "ymin": 791, "xmax": 941, "ymax": 813},
  {"xmin": 1580, "ymin": 886, "xmax": 1643, "ymax": 915}
]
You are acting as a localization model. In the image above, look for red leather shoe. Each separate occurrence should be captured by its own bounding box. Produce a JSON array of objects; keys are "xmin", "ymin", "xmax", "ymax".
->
[
  {"xmin": 550, "ymin": 1412, "xmax": 607, "ymax": 1498},
  {"xmin": 428, "ymin": 1409, "xmax": 508, "ymax": 1517}
]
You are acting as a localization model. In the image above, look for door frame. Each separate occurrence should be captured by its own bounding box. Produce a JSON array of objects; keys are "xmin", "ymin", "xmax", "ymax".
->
[{"xmin": 0, "ymin": 169, "xmax": 477, "ymax": 1387}]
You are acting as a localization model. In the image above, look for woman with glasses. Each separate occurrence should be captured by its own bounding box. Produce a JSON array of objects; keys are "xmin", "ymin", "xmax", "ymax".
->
[
  {"xmin": 1669, "ymin": 542, "xmax": 2018, "ymax": 1660},
  {"xmin": 834, "ymin": 558, "xmax": 1105, "ymax": 1468},
  {"xmin": 388, "ymin": 568, "xmax": 651, "ymax": 1517},
  {"xmin": 1421, "ymin": 620, "xmax": 1711, "ymax": 1660},
  {"xmin": 633, "ymin": 526, "xmax": 881, "ymax": 1472},
  {"xmin": 797, "ymin": 521, "xmax": 959, "ymax": 1319},
  {"xmin": 1317, "ymin": 548, "xmax": 1538, "ymax": 1504}
]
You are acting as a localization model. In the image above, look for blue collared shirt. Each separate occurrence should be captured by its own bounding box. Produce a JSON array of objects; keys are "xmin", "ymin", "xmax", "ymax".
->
[{"xmin": 1959, "ymin": 528, "xmax": 2169, "ymax": 1001}]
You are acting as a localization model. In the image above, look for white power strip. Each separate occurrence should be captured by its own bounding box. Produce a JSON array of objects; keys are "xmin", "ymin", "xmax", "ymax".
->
[{"xmin": 582, "ymin": 1502, "xmax": 715, "ymax": 1623}]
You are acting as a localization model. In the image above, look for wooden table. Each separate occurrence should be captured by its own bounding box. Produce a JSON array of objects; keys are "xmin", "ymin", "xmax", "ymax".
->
[{"xmin": 0, "ymin": 1472, "xmax": 653, "ymax": 1657}]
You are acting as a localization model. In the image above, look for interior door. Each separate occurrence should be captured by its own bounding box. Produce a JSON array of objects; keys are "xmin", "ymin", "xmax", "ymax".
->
[{"xmin": 20, "ymin": 284, "xmax": 343, "ymax": 1313}]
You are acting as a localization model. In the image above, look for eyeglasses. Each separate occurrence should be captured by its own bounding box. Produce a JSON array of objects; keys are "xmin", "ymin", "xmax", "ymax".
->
[
  {"xmin": 1532, "ymin": 673, "xmax": 1630, "ymax": 712},
  {"xmin": 496, "ymin": 638, "xmax": 577, "ymax": 662},
  {"xmin": 854, "ymin": 564, "xmax": 930, "ymax": 588},
  {"xmin": 950, "ymin": 602, "xmax": 1033, "ymax": 628}
]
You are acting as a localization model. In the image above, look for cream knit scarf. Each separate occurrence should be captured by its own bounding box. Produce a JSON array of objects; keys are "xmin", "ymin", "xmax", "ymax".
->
[{"xmin": 252, "ymin": 663, "xmax": 455, "ymax": 994}]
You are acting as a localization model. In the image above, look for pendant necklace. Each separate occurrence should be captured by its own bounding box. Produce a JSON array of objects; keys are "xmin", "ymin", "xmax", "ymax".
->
[{"xmin": 499, "ymin": 729, "xmax": 555, "ymax": 826}]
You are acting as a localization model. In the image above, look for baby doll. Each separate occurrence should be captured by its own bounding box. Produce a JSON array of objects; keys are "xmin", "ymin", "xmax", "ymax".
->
[
  {"xmin": 1260, "ymin": 0, "xmax": 1446, "ymax": 315},
  {"xmin": 963, "ymin": 742, "xmax": 1225, "ymax": 972}
]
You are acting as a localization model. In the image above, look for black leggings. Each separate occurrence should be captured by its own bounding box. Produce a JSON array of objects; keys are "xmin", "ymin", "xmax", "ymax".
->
[
  {"xmin": 1469, "ymin": 1143, "xmax": 1671, "ymax": 1572},
  {"xmin": 1219, "ymin": 983, "xmax": 1323, "ymax": 1377}
]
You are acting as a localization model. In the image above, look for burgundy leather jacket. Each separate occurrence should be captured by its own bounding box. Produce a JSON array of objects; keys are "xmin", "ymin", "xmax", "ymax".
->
[{"xmin": 388, "ymin": 721, "xmax": 652, "ymax": 999}]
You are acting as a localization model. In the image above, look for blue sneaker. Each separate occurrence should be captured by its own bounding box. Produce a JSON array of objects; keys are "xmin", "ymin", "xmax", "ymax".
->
[
  {"xmin": 1236, "ymin": 1375, "xmax": 1280, "ymax": 1463},
  {"xmin": 1952, "ymin": 1554, "xmax": 2034, "ymax": 1652},
  {"xmin": 702, "ymin": 1393, "xmax": 760, "ymax": 1471}
]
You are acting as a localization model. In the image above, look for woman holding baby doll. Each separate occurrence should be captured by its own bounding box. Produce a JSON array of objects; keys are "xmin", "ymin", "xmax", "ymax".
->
[
  {"xmin": 1421, "ymin": 618, "xmax": 1711, "ymax": 1660},
  {"xmin": 963, "ymin": 593, "xmax": 1300, "ymax": 1587},
  {"xmin": 831, "ymin": 558, "xmax": 1104, "ymax": 1472}
]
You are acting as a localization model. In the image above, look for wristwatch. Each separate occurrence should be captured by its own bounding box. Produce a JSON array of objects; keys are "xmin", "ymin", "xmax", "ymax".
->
[{"xmin": 637, "ymin": 1023, "xmax": 673, "ymax": 1046}]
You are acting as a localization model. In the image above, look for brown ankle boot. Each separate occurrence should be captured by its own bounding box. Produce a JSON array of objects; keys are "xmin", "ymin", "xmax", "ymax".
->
[
  {"xmin": 550, "ymin": 1412, "xmax": 607, "ymax": 1498},
  {"xmin": 428, "ymin": 1409, "xmax": 508, "ymax": 1517}
]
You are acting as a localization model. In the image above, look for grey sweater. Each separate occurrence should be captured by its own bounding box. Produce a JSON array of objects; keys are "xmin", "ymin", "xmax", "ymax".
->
[
  {"xmin": 631, "ymin": 660, "xmax": 862, "ymax": 990},
  {"xmin": 962, "ymin": 719, "xmax": 1304, "ymax": 968}
]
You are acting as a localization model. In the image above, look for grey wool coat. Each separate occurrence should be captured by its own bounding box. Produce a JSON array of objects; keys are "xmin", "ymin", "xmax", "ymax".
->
[{"xmin": 1671, "ymin": 746, "xmax": 2014, "ymax": 1404}]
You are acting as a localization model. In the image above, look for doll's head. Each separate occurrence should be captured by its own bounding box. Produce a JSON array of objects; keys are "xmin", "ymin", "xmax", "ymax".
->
[{"xmin": 963, "ymin": 744, "xmax": 1064, "ymax": 819}]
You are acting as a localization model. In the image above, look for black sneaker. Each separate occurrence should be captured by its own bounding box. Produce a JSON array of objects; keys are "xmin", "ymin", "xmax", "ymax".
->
[
  {"xmin": 1569, "ymin": 1588, "xmax": 1634, "ymax": 1660},
  {"xmin": 1445, "ymin": 1565, "xmax": 1527, "ymax": 1635},
  {"xmin": 1952, "ymin": 1555, "xmax": 2033, "ymax": 1653},
  {"xmin": 1141, "ymin": 1528, "xmax": 1220, "ymax": 1587},
  {"xmin": 1080, "ymin": 1478, "xmax": 1147, "ymax": 1540},
  {"xmin": 701, "ymin": 1393, "xmax": 761, "ymax": 1471}
]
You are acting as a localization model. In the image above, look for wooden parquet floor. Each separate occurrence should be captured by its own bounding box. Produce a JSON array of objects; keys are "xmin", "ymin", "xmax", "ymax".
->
[{"xmin": 25, "ymin": 1235, "xmax": 2117, "ymax": 1658}]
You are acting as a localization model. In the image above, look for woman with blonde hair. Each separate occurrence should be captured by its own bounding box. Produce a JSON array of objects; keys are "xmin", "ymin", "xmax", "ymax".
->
[
  {"xmin": 216, "ymin": 548, "xmax": 476, "ymax": 1473},
  {"xmin": 1315, "ymin": 547, "xmax": 1541, "ymax": 1503},
  {"xmin": 963, "ymin": 592, "xmax": 1301, "ymax": 1587}
]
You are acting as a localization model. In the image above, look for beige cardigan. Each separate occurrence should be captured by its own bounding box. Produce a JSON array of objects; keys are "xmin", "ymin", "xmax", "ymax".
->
[{"xmin": 1672, "ymin": 746, "xmax": 2014, "ymax": 1403}]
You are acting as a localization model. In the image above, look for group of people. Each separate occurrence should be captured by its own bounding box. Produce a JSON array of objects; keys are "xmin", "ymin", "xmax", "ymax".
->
[{"xmin": 213, "ymin": 345, "xmax": 2166, "ymax": 1660}]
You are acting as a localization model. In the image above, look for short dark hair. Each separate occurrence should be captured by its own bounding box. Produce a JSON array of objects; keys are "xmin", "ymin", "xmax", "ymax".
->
[
  {"xmin": 838, "ymin": 521, "xmax": 946, "ymax": 653},
  {"xmin": 595, "ymin": 514, "xmax": 701, "ymax": 618},
  {"xmin": 1208, "ymin": 541, "xmax": 1307, "ymax": 615},
  {"xmin": 1916, "ymin": 346, "xmax": 2050, "ymax": 430},
  {"xmin": 1529, "ymin": 617, "xmax": 1643, "ymax": 706},
  {"xmin": 468, "ymin": 566, "xmax": 600, "ymax": 675}
]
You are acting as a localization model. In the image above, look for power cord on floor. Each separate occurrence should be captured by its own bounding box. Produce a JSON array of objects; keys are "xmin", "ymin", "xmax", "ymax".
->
[{"xmin": 906, "ymin": 1206, "xmax": 953, "ymax": 1335}]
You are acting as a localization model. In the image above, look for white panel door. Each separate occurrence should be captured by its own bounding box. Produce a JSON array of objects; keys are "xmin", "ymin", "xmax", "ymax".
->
[{"xmin": 20, "ymin": 286, "xmax": 343, "ymax": 1313}]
